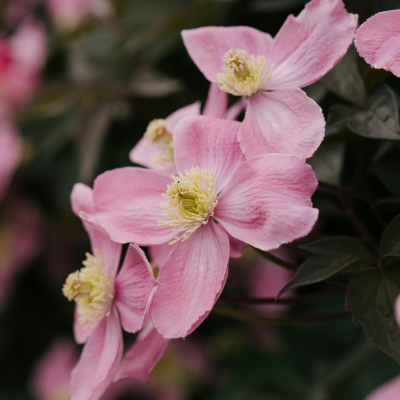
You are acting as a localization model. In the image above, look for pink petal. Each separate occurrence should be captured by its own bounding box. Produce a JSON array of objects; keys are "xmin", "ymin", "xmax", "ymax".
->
[
  {"xmin": 71, "ymin": 183, "xmax": 94, "ymax": 215},
  {"xmin": 267, "ymin": 0, "xmax": 358, "ymax": 90},
  {"xmin": 165, "ymin": 101, "xmax": 201, "ymax": 132},
  {"xmin": 355, "ymin": 10, "xmax": 400, "ymax": 78},
  {"xmin": 114, "ymin": 323, "xmax": 169, "ymax": 382},
  {"xmin": 93, "ymin": 168, "xmax": 175, "ymax": 245},
  {"xmin": 215, "ymin": 154, "xmax": 319, "ymax": 251},
  {"xmin": 228, "ymin": 234, "xmax": 247, "ymax": 259},
  {"xmin": 365, "ymin": 375, "xmax": 400, "ymax": 400},
  {"xmin": 174, "ymin": 116, "xmax": 245, "ymax": 191},
  {"xmin": 74, "ymin": 307, "xmax": 96, "ymax": 344},
  {"xmin": 70, "ymin": 308, "xmax": 123, "ymax": 400},
  {"xmin": 181, "ymin": 26, "xmax": 273, "ymax": 83},
  {"xmin": 115, "ymin": 244, "xmax": 158, "ymax": 334},
  {"xmin": 239, "ymin": 89, "xmax": 324, "ymax": 159},
  {"xmin": 149, "ymin": 243, "xmax": 172, "ymax": 270},
  {"xmin": 150, "ymin": 221, "xmax": 229, "ymax": 339},
  {"xmin": 202, "ymin": 83, "xmax": 228, "ymax": 118},
  {"xmin": 225, "ymin": 98, "xmax": 247, "ymax": 121},
  {"xmin": 129, "ymin": 137, "xmax": 176, "ymax": 175},
  {"xmin": 0, "ymin": 126, "xmax": 21, "ymax": 202}
]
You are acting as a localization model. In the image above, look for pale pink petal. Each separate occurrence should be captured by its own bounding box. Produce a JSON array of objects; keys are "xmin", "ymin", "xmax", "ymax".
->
[
  {"xmin": 239, "ymin": 89, "xmax": 324, "ymax": 159},
  {"xmin": 129, "ymin": 137, "xmax": 176, "ymax": 174},
  {"xmin": 224, "ymin": 98, "xmax": 247, "ymax": 121},
  {"xmin": 165, "ymin": 101, "xmax": 201, "ymax": 132},
  {"xmin": 115, "ymin": 244, "xmax": 158, "ymax": 334},
  {"xmin": 174, "ymin": 116, "xmax": 245, "ymax": 191},
  {"xmin": 365, "ymin": 375, "xmax": 400, "ymax": 400},
  {"xmin": 0, "ymin": 127, "xmax": 21, "ymax": 202},
  {"xmin": 31, "ymin": 339, "xmax": 77, "ymax": 400},
  {"xmin": 93, "ymin": 168, "xmax": 175, "ymax": 245},
  {"xmin": 215, "ymin": 154, "xmax": 319, "ymax": 251},
  {"xmin": 71, "ymin": 183, "xmax": 94, "ymax": 216},
  {"xmin": 202, "ymin": 83, "xmax": 228, "ymax": 118},
  {"xmin": 74, "ymin": 307, "xmax": 96, "ymax": 344},
  {"xmin": 150, "ymin": 221, "xmax": 229, "ymax": 339},
  {"xmin": 355, "ymin": 10, "xmax": 400, "ymax": 78},
  {"xmin": 149, "ymin": 243, "xmax": 172, "ymax": 270},
  {"xmin": 267, "ymin": 0, "xmax": 358, "ymax": 90},
  {"xmin": 114, "ymin": 323, "xmax": 169, "ymax": 382},
  {"xmin": 181, "ymin": 26, "xmax": 273, "ymax": 83},
  {"xmin": 228, "ymin": 234, "xmax": 247, "ymax": 259},
  {"xmin": 70, "ymin": 308, "xmax": 123, "ymax": 400}
]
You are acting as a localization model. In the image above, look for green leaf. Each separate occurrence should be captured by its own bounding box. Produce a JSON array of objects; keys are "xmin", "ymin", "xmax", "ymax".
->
[
  {"xmin": 326, "ymin": 104, "xmax": 359, "ymax": 135},
  {"xmin": 371, "ymin": 159, "xmax": 400, "ymax": 195},
  {"xmin": 320, "ymin": 46, "xmax": 366, "ymax": 106},
  {"xmin": 347, "ymin": 84, "xmax": 400, "ymax": 140},
  {"xmin": 278, "ymin": 238, "xmax": 374, "ymax": 297},
  {"xmin": 345, "ymin": 266, "xmax": 400, "ymax": 364},
  {"xmin": 380, "ymin": 214, "xmax": 400, "ymax": 261}
]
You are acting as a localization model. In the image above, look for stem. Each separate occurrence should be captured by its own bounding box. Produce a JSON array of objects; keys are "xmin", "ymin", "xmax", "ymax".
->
[
  {"xmin": 252, "ymin": 247, "xmax": 298, "ymax": 272},
  {"xmin": 213, "ymin": 306, "xmax": 352, "ymax": 326},
  {"xmin": 218, "ymin": 289, "xmax": 346, "ymax": 305}
]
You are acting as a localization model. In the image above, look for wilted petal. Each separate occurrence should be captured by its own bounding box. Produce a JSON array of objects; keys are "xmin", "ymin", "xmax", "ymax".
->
[
  {"xmin": 239, "ymin": 89, "xmax": 324, "ymax": 159},
  {"xmin": 355, "ymin": 10, "xmax": 400, "ymax": 78},
  {"xmin": 151, "ymin": 221, "xmax": 229, "ymax": 338},
  {"xmin": 215, "ymin": 154, "xmax": 319, "ymax": 251}
]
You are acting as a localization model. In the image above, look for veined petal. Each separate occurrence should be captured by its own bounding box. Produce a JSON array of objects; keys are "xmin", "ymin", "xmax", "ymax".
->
[
  {"xmin": 114, "ymin": 323, "xmax": 169, "ymax": 382},
  {"xmin": 239, "ymin": 89, "xmax": 324, "ymax": 159},
  {"xmin": 149, "ymin": 243, "xmax": 172, "ymax": 270},
  {"xmin": 115, "ymin": 244, "xmax": 158, "ymax": 334},
  {"xmin": 215, "ymin": 154, "xmax": 319, "ymax": 251},
  {"xmin": 150, "ymin": 222, "xmax": 229, "ymax": 339},
  {"xmin": 70, "ymin": 308, "xmax": 123, "ymax": 400},
  {"xmin": 182, "ymin": 26, "xmax": 273, "ymax": 83},
  {"xmin": 202, "ymin": 83, "xmax": 228, "ymax": 118},
  {"xmin": 365, "ymin": 375, "xmax": 400, "ymax": 400},
  {"xmin": 355, "ymin": 10, "xmax": 400, "ymax": 78},
  {"xmin": 267, "ymin": 0, "xmax": 358, "ymax": 90},
  {"xmin": 92, "ymin": 168, "xmax": 175, "ymax": 245},
  {"xmin": 174, "ymin": 116, "xmax": 245, "ymax": 191},
  {"xmin": 165, "ymin": 101, "xmax": 201, "ymax": 132}
]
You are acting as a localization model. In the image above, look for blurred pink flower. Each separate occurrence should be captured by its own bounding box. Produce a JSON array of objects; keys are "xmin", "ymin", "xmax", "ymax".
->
[
  {"xmin": 86, "ymin": 115, "xmax": 318, "ymax": 339},
  {"xmin": 65, "ymin": 183, "xmax": 158, "ymax": 400},
  {"xmin": 355, "ymin": 10, "xmax": 400, "ymax": 78},
  {"xmin": 0, "ymin": 19, "xmax": 46, "ymax": 107},
  {"xmin": 182, "ymin": 0, "xmax": 357, "ymax": 159},
  {"xmin": 364, "ymin": 375, "xmax": 400, "ymax": 400},
  {"xmin": 4, "ymin": 0, "xmax": 42, "ymax": 28}
]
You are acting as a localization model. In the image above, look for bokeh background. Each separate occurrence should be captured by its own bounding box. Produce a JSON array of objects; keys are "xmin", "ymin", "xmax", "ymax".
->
[{"xmin": 2, "ymin": 0, "xmax": 400, "ymax": 399}]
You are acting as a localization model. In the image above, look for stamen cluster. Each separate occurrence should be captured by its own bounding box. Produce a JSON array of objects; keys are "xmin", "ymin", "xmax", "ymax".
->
[
  {"xmin": 62, "ymin": 251, "xmax": 114, "ymax": 327},
  {"xmin": 144, "ymin": 119, "xmax": 174, "ymax": 164},
  {"xmin": 218, "ymin": 48, "xmax": 273, "ymax": 97},
  {"xmin": 158, "ymin": 167, "xmax": 218, "ymax": 244}
]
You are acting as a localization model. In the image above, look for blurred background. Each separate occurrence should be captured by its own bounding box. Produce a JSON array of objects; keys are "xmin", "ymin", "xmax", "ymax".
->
[{"xmin": 1, "ymin": 0, "xmax": 400, "ymax": 399}]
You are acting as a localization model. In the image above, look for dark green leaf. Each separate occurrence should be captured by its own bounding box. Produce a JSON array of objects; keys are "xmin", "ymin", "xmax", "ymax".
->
[
  {"xmin": 380, "ymin": 214, "xmax": 400, "ymax": 261},
  {"xmin": 371, "ymin": 159, "xmax": 400, "ymax": 195},
  {"xmin": 278, "ymin": 238, "xmax": 374, "ymax": 297},
  {"xmin": 345, "ymin": 267, "xmax": 400, "ymax": 364}
]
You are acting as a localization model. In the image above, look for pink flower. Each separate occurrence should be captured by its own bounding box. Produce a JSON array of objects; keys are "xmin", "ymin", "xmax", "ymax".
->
[
  {"xmin": 86, "ymin": 116, "xmax": 319, "ymax": 338},
  {"xmin": 0, "ymin": 19, "xmax": 46, "ymax": 107},
  {"xmin": 355, "ymin": 10, "xmax": 400, "ymax": 78},
  {"xmin": 364, "ymin": 375, "xmax": 400, "ymax": 400},
  {"xmin": 63, "ymin": 183, "xmax": 158, "ymax": 400},
  {"xmin": 181, "ymin": 0, "xmax": 357, "ymax": 159},
  {"xmin": 129, "ymin": 83, "xmax": 245, "ymax": 175}
]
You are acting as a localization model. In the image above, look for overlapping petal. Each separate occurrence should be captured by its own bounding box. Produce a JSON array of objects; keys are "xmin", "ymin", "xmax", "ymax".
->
[
  {"xmin": 202, "ymin": 83, "xmax": 228, "ymax": 118},
  {"xmin": 150, "ymin": 222, "xmax": 229, "ymax": 338},
  {"xmin": 355, "ymin": 10, "xmax": 400, "ymax": 78},
  {"xmin": 267, "ymin": 0, "xmax": 358, "ymax": 89},
  {"xmin": 215, "ymin": 154, "xmax": 319, "ymax": 251},
  {"xmin": 92, "ymin": 168, "xmax": 175, "ymax": 245},
  {"xmin": 165, "ymin": 101, "xmax": 201, "ymax": 132},
  {"xmin": 149, "ymin": 243, "xmax": 172, "ymax": 270},
  {"xmin": 239, "ymin": 89, "xmax": 324, "ymax": 159},
  {"xmin": 174, "ymin": 116, "xmax": 245, "ymax": 191},
  {"xmin": 115, "ymin": 244, "xmax": 158, "ymax": 334}
]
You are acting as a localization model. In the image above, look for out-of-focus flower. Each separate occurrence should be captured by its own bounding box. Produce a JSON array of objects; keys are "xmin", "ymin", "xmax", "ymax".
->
[
  {"xmin": 0, "ymin": 195, "xmax": 42, "ymax": 311},
  {"xmin": 86, "ymin": 116, "xmax": 319, "ymax": 339},
  {"xmin": 355, "ymin": 10, "xmax": 400, "ymax": 78},
  {"xmin": 47, "ymin": 0, "xmax": 112, "ymax": 31},
  {"xmin": 364, "ymin": 375, "xmax": 400, "ymax": 399},
  {"xmin": 64, "ymin": 183, "xmax": 158, "ymax": 400},
  {"xmin": 0, "ymin": 19, "xmax": 46, "ymax": 107},
  {"xmin": 181, "ymin": 0, "xmax": 357, "ymax": 159},
  {"xmin": 4, "ymin": 0, "xmax": 42, "ymax": 28}
]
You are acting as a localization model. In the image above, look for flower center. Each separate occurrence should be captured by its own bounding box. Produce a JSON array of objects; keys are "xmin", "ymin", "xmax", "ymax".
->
[
  {"xmin": 144, "ymin": 119, "xmax": 174, "ymax": 165},
  {"xmin": 62, "ymin": 251, "xmax": 114, "ymax": 328},
  {"xmin": 158, "ymin": 167, "xmax": 218, "ymax": 244},
  {"xmin": 218, "ymin": 48, "xmax": 273, "ymax": 97}
]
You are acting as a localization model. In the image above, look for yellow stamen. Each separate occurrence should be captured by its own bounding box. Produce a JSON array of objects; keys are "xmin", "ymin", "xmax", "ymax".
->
[{"xmin": 144, "ymin": 119, "xmax": 174, "ymax": 165}]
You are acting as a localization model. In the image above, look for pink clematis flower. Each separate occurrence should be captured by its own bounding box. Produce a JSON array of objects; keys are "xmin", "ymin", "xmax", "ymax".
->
[
  {"xmin": 86, "ymin": 115, "xmax": 319, "ymax": 339},
  {"xmin": 355, "ymin": 10, "xmax": 400, "ymax": 78},
  {"xmin": 364, "ymin": 375, "xmax": 400, "ymax": 400},
  {"xmin": 129, "ymin": 83, "xmax": 245, "ymax": 175},
  {"xmin": 63, "ymin": 183, "xmax": 158, "ymax": 400},
  {"xmin": 181, "ymin": 0, "xmax": 357, "ymax": 159}
]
